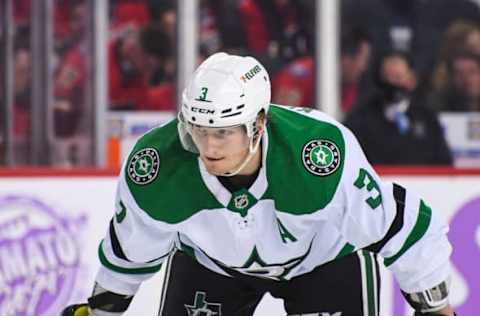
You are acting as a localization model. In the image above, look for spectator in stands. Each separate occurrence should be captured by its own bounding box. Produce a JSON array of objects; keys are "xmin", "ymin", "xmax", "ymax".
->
[
  {"xmin": 271, "ymin": 55, "xmax": 314, "ymax": 107},
  {"xmin": 53, "ymin": 1, "xmax": 90, "ymax": 167},
  {"xmin": 431, "ymin": 20, "xmax": 480, "ymax": 93},
  {"xmin": 53, "ymin": 2, "xmax": 87, "ymax": 137},
  {"xmin": 198, "ymin": 0, "xmax": 257, "ymax": 57},
  {"xmin": 55, "ymin": 0, "xmax": 75, "ymax": 50},
  {"xmin": 344, "ymin": 51, "xmax": 453, "ymax": 165},
  {"xmin": 141, "ymin": 25, "xmax": 176, "ymax": 111},
  {"xmin": 108, "ymin": 28, "xmax": 149, "ymax": 110},
  {"xmin": 342, "ymin": 0, "xmax": 480, "ymax": 83},
  {"xmin": 109, "ymin": 25, "xmax": 175, "ymax": 111},
  {"xmin": 237, "ymin": 0, "xmax": 312, "ymax": 71},
  {"xmin": 271, "ymin": 25, "xmax": 372, "ymax": 111},
  {"xmin": 198, "ymin": 0, "xmax": 247, "ymax": 56},
  {"xmin": 238, "ymin": 0, "xmax": 308, "ymax": 56},
  {"xmin": 140, "ymin": 25, "xmax": 175, "ymax": 85},
  {"xmin": 148, "ymin": 0, "xmax": 176, "ymax": 46},
  {"xmin": 429, "ymin": 52, "xmax": 480, "ymax": 112},
  {"xmin": 13, "ymin": 45, "xmax": 32, "ymax": 165},
  {"xmin": 110, "ymin": 0, "xmax": 151, "ymax": 33},
  {"xmin": 13, "ymin": 0, "xmax": 31, "ymax": 28},
  {"xmin": 0, "ymin": 22, "xmax": 31, "ymax": 165},
  {"xmin": 199, "ymin": 0, "xmax": 222, "ymax": 56},
  {"xmin": 340, "ymin": 26, "xmax": 372, "ymax": 113}
]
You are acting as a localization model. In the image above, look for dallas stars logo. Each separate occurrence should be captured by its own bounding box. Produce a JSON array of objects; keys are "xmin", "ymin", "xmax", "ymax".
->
[
  {"xmin": 233, "ymin": 247, "xmax": 304, "ymax": 281},
  {"xmin": 185, "ymin": 292, "xmax": 222, "ymax": 316},
  {"xmin": 223, "ymin": 239, "xmax": 314, "ymax": 281},
  {"xmin": 196, "ymin": 238, "xmax": 315, "ymax": 282},
  {"xmin": 127, "ymin": 148, "xmax": 160, "ymax": 185},
  {"xmin": 302, "ymin": 139, "xmax": 340, "ymax": 176}
]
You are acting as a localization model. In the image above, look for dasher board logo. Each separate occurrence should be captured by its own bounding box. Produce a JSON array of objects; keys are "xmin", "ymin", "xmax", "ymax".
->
[
  {"xmin": 128, "ymin": 147, "xmax": 160, "ymax": 185},
  {"xmin": 302, "ymin": 139, "xmax": 341, "ymax": 176},
  {"xmin": 0, "ymin": 195, "xmax": 86, "ymax": 316}
]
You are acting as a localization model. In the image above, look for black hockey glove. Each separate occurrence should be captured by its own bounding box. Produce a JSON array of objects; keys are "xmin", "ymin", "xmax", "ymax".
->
[{"xmin": 61, "ymin": 283, "xmax": 133, "ymax": 316}]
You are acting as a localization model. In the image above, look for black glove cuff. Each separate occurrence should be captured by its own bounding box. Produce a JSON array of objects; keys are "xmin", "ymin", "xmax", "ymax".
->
[{"xmin": 88, "ymin": 291, "xmax": 133, "ymax": 313}]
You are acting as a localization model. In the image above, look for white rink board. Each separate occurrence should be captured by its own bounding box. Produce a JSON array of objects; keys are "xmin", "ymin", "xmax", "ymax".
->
[{"xmin": 0, "ymin": 175, "xmax": 478, "ymax": 316}]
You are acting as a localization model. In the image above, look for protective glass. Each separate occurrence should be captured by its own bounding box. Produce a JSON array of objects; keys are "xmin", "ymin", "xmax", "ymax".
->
[{"xmin": 188, "ymin": 123, "xmax": 249, "ymax": 151}]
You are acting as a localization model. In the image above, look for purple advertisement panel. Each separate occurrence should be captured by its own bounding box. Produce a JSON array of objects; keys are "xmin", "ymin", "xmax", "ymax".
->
[
  {"xmin": 392, "ymin": 196, "xmax": 480, "ymax": 315},
  {"xmin": 0, "ymin": 196, "xmax": 87, "ymax": 316}
]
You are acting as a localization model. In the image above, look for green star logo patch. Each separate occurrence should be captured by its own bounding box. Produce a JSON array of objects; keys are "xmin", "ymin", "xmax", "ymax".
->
[
  {"xmin": 302, "ymin": 139, "xmax": 341, "ymax": 176},
  {"xmin": 127, "ymin": 148, "xmax": 160, "ymax": 185}
]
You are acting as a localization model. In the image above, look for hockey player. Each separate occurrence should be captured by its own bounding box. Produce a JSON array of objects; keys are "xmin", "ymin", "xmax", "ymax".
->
[{"xmin": 62, "ymin": 53, "xmax": 455, "ymax": 316}]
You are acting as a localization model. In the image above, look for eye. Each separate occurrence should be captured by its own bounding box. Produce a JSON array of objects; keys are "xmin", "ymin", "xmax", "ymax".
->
[{"xmin": 217, "ymin": 129, "xmax": 232, "ymax": 136}]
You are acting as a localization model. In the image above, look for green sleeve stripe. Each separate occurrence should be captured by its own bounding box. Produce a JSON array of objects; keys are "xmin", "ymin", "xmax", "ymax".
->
[
  {"xmin": 335, "ymin": 242, "xmax": 355, "ymax": 259},
  {"xmin": 384, "ymin": 200, "xmax": 432, "ymax": 267},
  {"xmin": 98, "ymin": 241, "xmax": 162, "ymax": 274}
]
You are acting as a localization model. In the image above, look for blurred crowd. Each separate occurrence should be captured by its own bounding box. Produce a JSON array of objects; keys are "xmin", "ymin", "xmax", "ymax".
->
[{"xmin": 3, "ymin": 0, "xmax": 480, "ymax": 167}]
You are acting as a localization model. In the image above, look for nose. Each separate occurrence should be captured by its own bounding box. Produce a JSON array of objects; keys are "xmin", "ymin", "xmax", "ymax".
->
[{"xmin": 202, "ymin": 135, "xmax": 222, "ymax": 157}]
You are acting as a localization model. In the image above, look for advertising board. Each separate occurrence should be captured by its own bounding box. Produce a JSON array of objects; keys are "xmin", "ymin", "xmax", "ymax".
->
[{"xmin": 0, "ymin": 171, "xmax": 478, "ymax": 316}]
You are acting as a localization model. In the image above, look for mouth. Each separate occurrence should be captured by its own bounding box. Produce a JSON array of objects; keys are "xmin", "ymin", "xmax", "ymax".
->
[{"xmin": 205, "ymin": 156, "xmax": 224, "ymax": 162}]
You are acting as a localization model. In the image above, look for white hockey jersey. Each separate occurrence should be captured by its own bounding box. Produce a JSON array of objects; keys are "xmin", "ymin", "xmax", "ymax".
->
[{"xmin": 95, "ymin": 105, "xmax": 452, "ymax": 299}]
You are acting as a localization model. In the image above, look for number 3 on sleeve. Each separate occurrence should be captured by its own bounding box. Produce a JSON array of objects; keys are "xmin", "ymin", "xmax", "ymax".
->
[{"xmin": 353, "ymin": 168, "xmax": 382, "ymax": 209}]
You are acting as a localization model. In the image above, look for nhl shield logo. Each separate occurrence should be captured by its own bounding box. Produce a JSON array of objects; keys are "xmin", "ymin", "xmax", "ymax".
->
[
  {"xmin": 127, "ymin": 148, "xmax": 160, "ymax": 185},
  {"xmin": 234, "ymin": 194, "xmax": 249, "ymax": 209},
  {"xmin": 302, "ymin": 139, "xmax": 341, "ymax": 176}
]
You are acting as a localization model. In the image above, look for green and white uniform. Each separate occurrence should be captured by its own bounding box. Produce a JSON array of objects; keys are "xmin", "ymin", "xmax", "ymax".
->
[{"xmin": 96, "ymin": 105, "xmax": 451, "ymax": 299}]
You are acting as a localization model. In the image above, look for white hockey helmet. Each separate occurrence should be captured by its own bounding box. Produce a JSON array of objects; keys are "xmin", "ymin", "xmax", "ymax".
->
[{"xmin": 178, "ymin": 52, "xmax": 271, "ymax": 153}]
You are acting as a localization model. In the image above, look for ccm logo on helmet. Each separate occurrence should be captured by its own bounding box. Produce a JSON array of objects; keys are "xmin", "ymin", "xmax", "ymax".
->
[
  {"xmin": 191, "ymin": 107, "xmax": 215, "ymax": 114},
  {"xmin": 240, "ymin": 65, "xmax": 261, "ymax": 82}
]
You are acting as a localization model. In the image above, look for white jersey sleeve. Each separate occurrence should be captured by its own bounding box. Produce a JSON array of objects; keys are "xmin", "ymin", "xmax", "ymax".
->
[
  {"xmin": 336, "ymin": 127, "xmax": 452, "ymax": 293},
  {"xmin": 95, "ymin": 168, "xmax": 176, "ymax": 295}
]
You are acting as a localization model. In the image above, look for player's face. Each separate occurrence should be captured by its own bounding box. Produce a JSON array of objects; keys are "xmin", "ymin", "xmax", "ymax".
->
[{"xmin": 190, "ymin": 124, "xmax": 251, "ymax": 175}]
